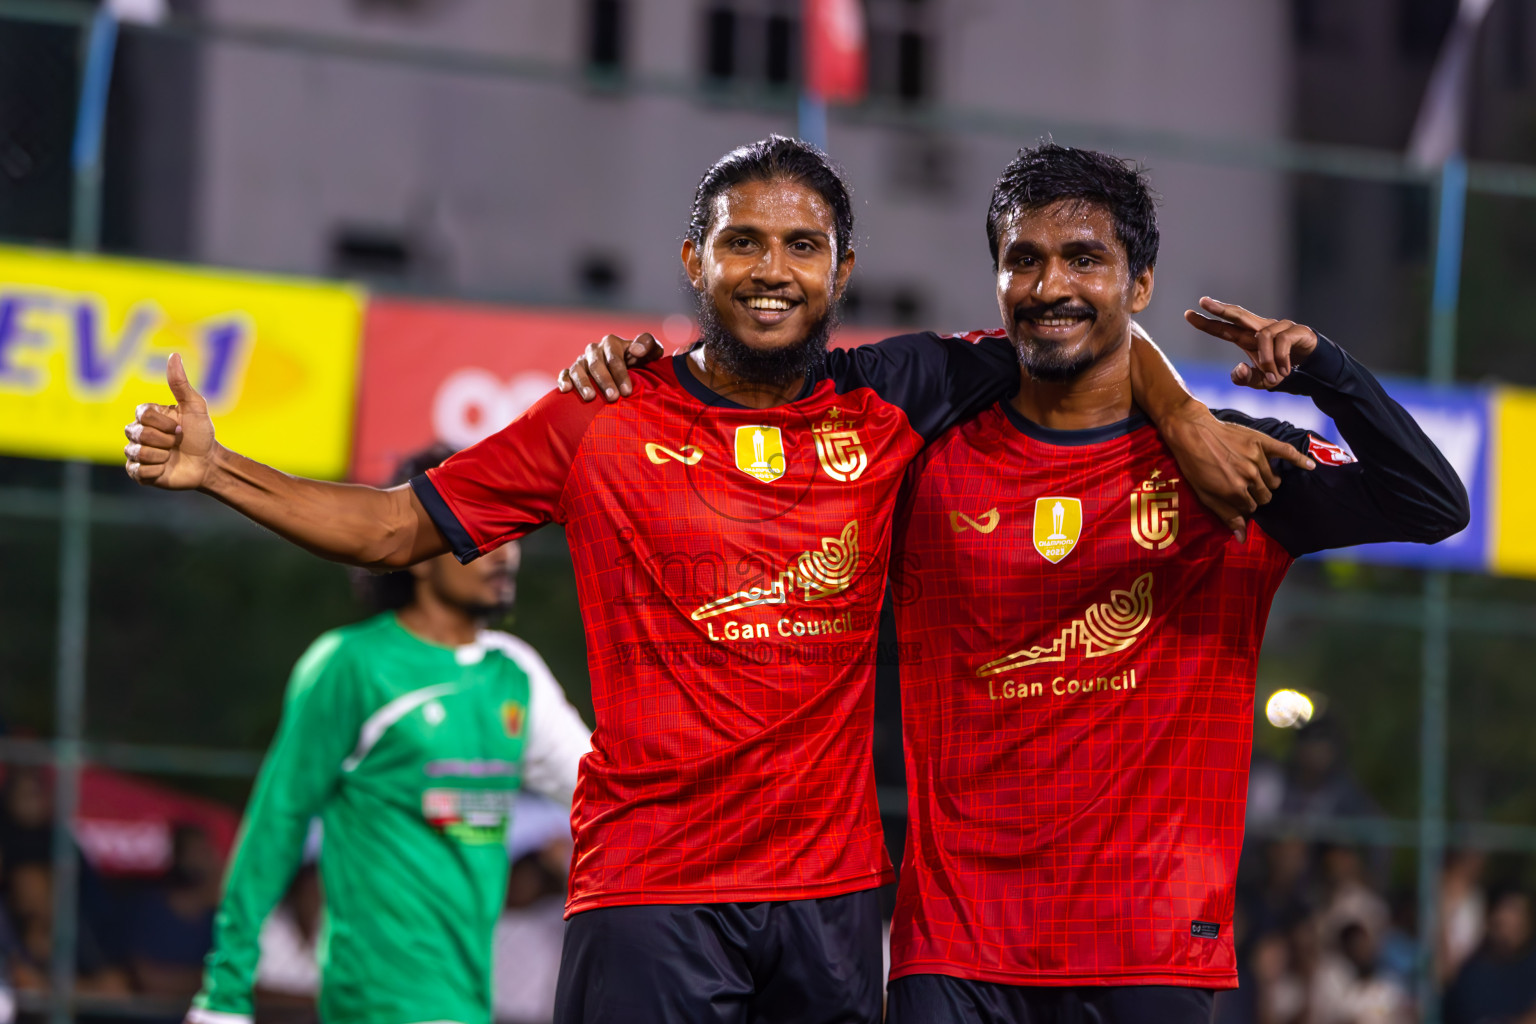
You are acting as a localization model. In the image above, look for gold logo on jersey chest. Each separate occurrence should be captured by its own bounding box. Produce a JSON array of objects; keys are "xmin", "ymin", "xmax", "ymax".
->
[
  {"xmin": 645, "ymin": 442, "xmax": 702, "ymax": 466},
  {"xmin": 735, "ymin": 425, "xmax": 787, "ymax": 482},
  {"xmin": 976, "ymin": 572, "xmax": 1154, "ymax": 676},
  {"xmin": 949, "ymin": 508, "xmax": 1000, "ymax": 534},
  {"xmin": 1131, "ymin": 469, "xmax": 1180, "ymax": 551},
  {"xmin": 690, "ymin": 520, "xmax": 861, "ymax": 620},
  {"xmin": 1033, "ymin": 497, "xmax": 1082, "ymax": 564},
  {"xmin": 813, "ymin": 407, "xmax": 868, "ymax": 482}
]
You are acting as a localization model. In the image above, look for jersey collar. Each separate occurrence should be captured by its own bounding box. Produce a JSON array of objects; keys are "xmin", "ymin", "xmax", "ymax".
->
[
  {"xmin": 672, "ymin": 345, "xmax": 822, "ymax": 409},
  {"xmin": 999, "ymin": 400, "xmax": 1148, "ymax": 446}
]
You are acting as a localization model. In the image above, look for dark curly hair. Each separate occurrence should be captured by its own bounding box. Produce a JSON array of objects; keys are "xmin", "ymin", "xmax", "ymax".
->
[
  {"xmin": 986, "ymin": 142, "xmax": 1159, "ymax": 277},
  {"xmin": 352, "ymin": 443, "xmax": 456, "ymax": 612},
  {"xmin": 686, "ymin": 135, "xmax": 855, "ymax": 265}
]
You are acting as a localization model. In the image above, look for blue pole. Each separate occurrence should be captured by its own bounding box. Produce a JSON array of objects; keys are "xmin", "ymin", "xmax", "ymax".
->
[
  {"xmin": 798, "ymin": 93, "xmax": 828, "ymax": 153},
  {"xmin": 51, "ymin": 12, "xmax": 116, "ymax": 1024},
  {"xmin": 70, "ymin": 9, "xmax": 119, "ymax": 251},
  {"xmin": 1427, "ymin": 154, "xmax": 1467, "ymax": 385}
]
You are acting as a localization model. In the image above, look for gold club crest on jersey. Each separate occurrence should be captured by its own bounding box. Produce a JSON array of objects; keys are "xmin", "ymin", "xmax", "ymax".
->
[
  {"xmin": 1033, "ymin": 497, "xmax": 1082, "ymax": 564},
  {"xmin": 500, "ymin": 699, "xmax": 525, "ymax": 738},
  {"xmin": 1131, "ymin": 469, "xmax": 1180, "ymax": 550},
  {"xmin": 812, "ymin": 407, "xmax": 868, "ymax": 482},
  {"xmin": 735, "ymin": 425, "xmax": 786, "ymax": 482}
]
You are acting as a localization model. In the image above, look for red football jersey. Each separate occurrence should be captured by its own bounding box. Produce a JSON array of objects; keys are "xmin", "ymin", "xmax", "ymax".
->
[
  {"xmin": 887, "ymin": 329, "xmax": 1471, "ymax": 990},
  {"xmin": 889, "ymin": 404, "xmax": 1293, "ymax": 988},
  {"xmin": 414, "ymin": 338, "xmax": 1015, "ymax": 914}
]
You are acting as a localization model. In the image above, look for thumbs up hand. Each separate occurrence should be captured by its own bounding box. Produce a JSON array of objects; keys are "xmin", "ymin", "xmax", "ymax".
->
[{"xmin": 123, "ymin": 353, "xmax": 220, "ymax": 490}]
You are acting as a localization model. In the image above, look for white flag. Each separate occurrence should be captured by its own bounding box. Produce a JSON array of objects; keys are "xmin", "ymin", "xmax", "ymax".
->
[{"xmin": 1408, "ymin": 0, "xmax": 1499, "ymax": 167}]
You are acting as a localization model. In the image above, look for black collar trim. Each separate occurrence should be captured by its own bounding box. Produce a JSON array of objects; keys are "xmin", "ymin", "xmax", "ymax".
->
[
  {"xmin": 671, "ymin": 347, "xmax": 820, "ymax": 409},
  {"xmin": 999, "ymin": 400, "xmax": 1148, "ymax": 446}
]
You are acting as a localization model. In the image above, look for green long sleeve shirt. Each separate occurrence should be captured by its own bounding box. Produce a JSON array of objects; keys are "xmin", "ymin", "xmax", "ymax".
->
[{"xmin": 188, "ymin": 614, "xmax": 589, "ymax": 1024}]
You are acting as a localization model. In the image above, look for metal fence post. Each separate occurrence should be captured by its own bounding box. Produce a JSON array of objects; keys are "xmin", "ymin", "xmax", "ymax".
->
[
  {"xmin": 1416, "ymin": 153, "xmax": 1465, "ymax": 1024},
  {"xmin": 49, "ymin": 10, "xmax": 118, "ymax": 1024}
]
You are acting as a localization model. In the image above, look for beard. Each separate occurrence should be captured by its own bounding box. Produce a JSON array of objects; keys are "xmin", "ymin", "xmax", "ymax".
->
[
  {"xmin": 1012, "ymin": 301, "xmax": 1098, "ymax": 383},
  {"xmin": 458, "ymin": 598, "xmax": 514, "ymax": 621},
  {"xmin": 1013, "ymin": 338, "xmax": 1098, "ymax": 383},
  {"xmin": 696, "ymin": 290, "xmax": 835, "ymax": 389},
  {"xmin": 439, "ymin": 580, "xmax": 516, "ymax": 623}
]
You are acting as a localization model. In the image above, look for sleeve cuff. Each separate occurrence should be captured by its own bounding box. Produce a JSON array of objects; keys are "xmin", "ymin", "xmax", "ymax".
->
[
  {"xmin": 1276, "ymin": 333, "xmax": 1346, "ymax": 395},
  {"xmin": 188, "ymin": 1008, "xmax": 254, "ymax": 1024},
  {"xmin": 409, "ymin": 472, "xmax": 481, "ymax": 564}
]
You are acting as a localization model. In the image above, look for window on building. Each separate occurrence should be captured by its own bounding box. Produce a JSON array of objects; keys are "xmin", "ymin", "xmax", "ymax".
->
[
  {"xmin": 701, "ymin": 0, "xmax": 800, "ymax": 88},
  {"xmin": 766, "ymin": 11, "xmax": 795, "ymax": 85},
  {"xmin": 588, "ymin": 0, "xmax": 626, "ymax": 73},
  {"xmin": 332, "ymin": 227, "xmax": 415, "ymax": 280},
  {"xmin": 699, "ymin": 1, "xmax": 936, "ymax": 102},
  {"xmin": 1397, "ymin": 0, "xmax": 1456, "ymax": 59},
  {"xmin": 577, "ymin": 253, "xmax": 626, "ymax": 300},
  {"xmin": 868, "ymin": 0, "xmax": 935, "ymax": 104},
  {"xmin": 1503, "ymin": 0, "xmax": 1528, "ymax": 90},
  {"xmin": 1290, "ymin": 0, "xmax": 1357, "ymax": 52},
  {"xmin": 886, "ymin": 131, "xmax": 956, "ymax": 199},
  {"xmin": 1292, "ymin": 0, "xmax": 1323, "ymax": 46}
]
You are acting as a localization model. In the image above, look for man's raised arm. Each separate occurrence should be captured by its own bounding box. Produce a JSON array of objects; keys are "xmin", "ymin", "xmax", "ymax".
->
[{"xmin": 124, "ymin": 354, "xmax": 448, "ymax": 569}]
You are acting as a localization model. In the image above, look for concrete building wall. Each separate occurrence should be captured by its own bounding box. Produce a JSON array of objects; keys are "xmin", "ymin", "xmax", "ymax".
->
[{"xmin": 190, "ymin": 0, "xmax": 1290, "ymax": 360}]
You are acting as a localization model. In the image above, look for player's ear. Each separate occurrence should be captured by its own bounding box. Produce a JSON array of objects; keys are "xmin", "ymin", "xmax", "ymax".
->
[
  {"xmin": 681, "ymin": 238, "xmax": 705, "ymax": 291},
  {"xmin": 832, "ymin": 249, "xmax": 856, "ymax": 301},
  {"xmin": 1129, "ymin": 265, "xmax": 1154, "ymax": 315}
]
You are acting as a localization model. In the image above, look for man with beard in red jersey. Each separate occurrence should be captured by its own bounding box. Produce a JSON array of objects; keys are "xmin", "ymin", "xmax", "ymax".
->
[
  {"xmin": 880, "ymin": 144, "xmax": 1467, "ymax": 1023},
  {"xmin": 123, "ymin": 138, "xmax": 1298, "ymax": 1024}
]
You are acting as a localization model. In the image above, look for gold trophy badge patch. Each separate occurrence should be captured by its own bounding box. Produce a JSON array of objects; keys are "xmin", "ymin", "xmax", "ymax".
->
[
  {"xmin": 735, "ymin": 425, "xmax": 787, "ymax": 482},
  {"xmin": 1033, "ymin": 496, "xmax": 1082, "ymax": 564}
]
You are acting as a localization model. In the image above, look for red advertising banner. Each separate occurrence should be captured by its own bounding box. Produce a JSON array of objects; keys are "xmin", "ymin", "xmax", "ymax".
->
[{"xmin": 353, "ymin": 297, "xmax": 894, "ymax": 483}]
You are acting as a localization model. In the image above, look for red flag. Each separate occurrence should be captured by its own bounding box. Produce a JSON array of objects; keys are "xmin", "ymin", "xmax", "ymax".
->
[{"xmin": 803, "ymin": 0, "xmax": 866, "ymax": 103}]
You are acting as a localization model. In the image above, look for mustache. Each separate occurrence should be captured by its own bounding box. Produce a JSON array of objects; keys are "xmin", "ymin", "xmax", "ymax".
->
[{"xmin": 1012, "ymin": 301, "xmax": 1097, "ymax": 323}]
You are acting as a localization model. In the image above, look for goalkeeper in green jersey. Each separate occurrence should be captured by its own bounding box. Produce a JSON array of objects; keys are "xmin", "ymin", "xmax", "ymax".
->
[{"xmin": 186, "ymin": 446, "xmax": 591, "ymax": 1024}]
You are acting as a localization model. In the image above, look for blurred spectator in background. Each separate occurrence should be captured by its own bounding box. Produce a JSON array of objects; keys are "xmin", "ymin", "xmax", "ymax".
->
[
  {"xmin": 1311, "ymin": 921, "xmax": 1411, "ymax": 1024},
  {"xmin": 1282, "ymin": 719, "xmax": 1378, "ymax": 821},
  {"xmin": 124, "ymin": 825, "xmax": 222, "ymax": 997},
  {"xmin": 1254, "ymin": 914, "xmax": 1321, "ymax": 1024},
  {"xmin": 1315, "ymin": 845, "xmax": 1390, "ymax": 947},
  {"xmin": 1438, "ymin": 849, "xmax": 1487, "ymax": 984},
  {"xmin": 0, "ymin": 765, "xmax": 129, "ymax": 996},
  {"xmin": 492, "ymin": 835, "xmax": 570, "ymax": 1024},
  {"xmin": 1443, "ymin": 886, "xmax": 1536, "ymax": 1024},
  {"xmin": 6, "ymin": 860, "xmax": 129, "ymax": 995},
  {"xmin": 254, "ymin": 864, "xmax": 321, "ymax": 1024},
  {"xmin": 1251, "ymin": 839, "xmax": 1314, "ymax": 938},
  {"xmin": 1377, "ymin": 889, "xmax": 1418, "ymax": 991},
  {"xmin": 0, "ymin": 768, "xmax": 53, "ymax": 868},
  {"xmin": 0, "ymin": 844, "xmax": 19, "ymax": 1024}
]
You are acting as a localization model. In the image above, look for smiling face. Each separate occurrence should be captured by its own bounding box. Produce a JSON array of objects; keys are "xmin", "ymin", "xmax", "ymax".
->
[
  {"xmin": 682, "ymin": 177, "xmax": 854, "ymax": 381},
  {"xmin": 995, "ymin": 199, "xmax": 1153, "ymax": 382}
]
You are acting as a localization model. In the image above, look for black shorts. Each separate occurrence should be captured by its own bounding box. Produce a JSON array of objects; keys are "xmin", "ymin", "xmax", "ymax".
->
[
  {"xmin": 552, "ymin": 889, "xmax": 884, "ymax": 1024},
  {"xmin": 886, "ymin": 974, "xmax": 1215, "ymax": 1024}
]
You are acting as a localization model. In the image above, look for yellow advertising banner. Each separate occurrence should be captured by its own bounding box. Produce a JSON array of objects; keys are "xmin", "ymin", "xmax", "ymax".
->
[
  {"xmin": 0, "ymin": 246, "xmax": 362, "ymax": 479},
  {"xmin": 1491, "ymin": 387, "xmax": 1536, "ymax": 579}
]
